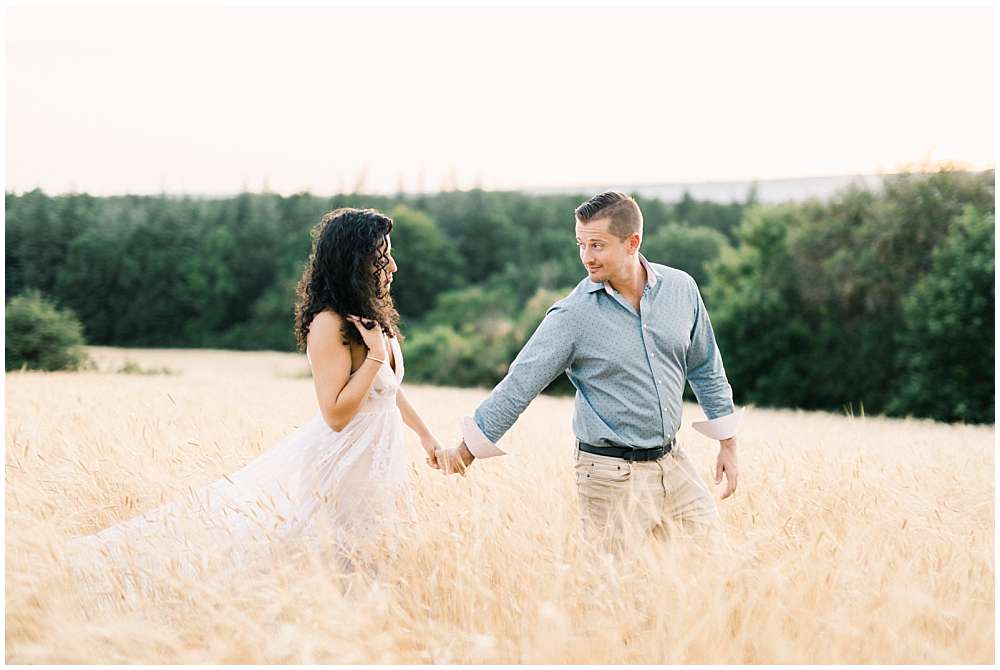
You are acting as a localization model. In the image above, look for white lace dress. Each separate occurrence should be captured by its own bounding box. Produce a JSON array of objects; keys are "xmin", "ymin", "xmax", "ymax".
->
[{"xmin": 63, "ymin": 335, "xmax": 414, "ymax": 602}]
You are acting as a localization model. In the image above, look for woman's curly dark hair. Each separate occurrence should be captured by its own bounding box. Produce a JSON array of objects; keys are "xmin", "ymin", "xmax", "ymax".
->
[{"xmin": 294, "ymin": 207, "xmax": 402, "ymax": 353}]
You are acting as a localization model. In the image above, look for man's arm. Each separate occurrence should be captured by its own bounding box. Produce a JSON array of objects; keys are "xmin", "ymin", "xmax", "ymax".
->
[
  {"xmin": 685, "ymin": 277, "xmax": 738, "ymax": 432},
  {"xmin": 685, "ymin": 277, "xmax": 741, "ymax": 498},
  {"xmin": 460, "ymin": 301, "xmax": 577, "ymax": 460}
]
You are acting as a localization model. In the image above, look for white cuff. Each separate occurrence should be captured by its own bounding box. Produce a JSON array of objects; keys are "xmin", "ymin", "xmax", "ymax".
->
[
  {"xmin": 461, "ymin": 416, "xmax": 507, "ymax": 458},
  {"xmin": 692, "ymin": 408, "xmax": 744, "ymax": 440}
]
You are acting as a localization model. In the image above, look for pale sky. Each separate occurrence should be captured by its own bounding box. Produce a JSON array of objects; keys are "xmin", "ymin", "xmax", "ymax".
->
[{"xmin": 5, "ymin": 5, "xmax": 995, "ymax": 195}]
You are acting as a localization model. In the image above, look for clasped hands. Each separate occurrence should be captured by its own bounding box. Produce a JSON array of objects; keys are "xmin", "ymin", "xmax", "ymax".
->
[{"xmin": 421, "ymin": 436, "xmax": 475, "ymax": 476}]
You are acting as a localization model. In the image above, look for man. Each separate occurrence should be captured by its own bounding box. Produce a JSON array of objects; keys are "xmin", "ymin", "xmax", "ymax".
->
[{"xmin": 437, "ymin": 191, "xmax": 743, "ymax": 552}]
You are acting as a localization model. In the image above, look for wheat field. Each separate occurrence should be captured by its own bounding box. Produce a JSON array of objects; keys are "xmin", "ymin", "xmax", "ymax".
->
[{"xmin": 4, "ymin": 346, "xmax": 994, "ymax": 664}]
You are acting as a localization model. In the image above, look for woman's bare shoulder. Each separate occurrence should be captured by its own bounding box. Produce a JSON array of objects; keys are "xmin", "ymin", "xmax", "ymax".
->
[
  {"xmin": 307, "ymin": 309, "xmax": 348, "ymax": 349},
  {"xmin": 311, "ymin": 308, "xmax": 345, "ymax": 329}
]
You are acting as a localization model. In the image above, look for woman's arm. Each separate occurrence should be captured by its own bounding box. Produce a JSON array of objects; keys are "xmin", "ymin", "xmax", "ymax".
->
[
  {"xmin": 396, "ymin": 386, "xmax": 441, "ymax": 468},
  {"xmin": 307, "ymin": 311, "xmax": 387, "ymax": 432},
  {"xmin": 396, "ymin": 386, "xmax": 432, "ymax": 439}
]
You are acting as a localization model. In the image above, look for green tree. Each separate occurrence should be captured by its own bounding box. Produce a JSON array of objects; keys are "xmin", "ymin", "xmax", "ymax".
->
[
  {"xmin": 641, "ymin": 224, "xmax": 732, "ymax": 291},
  {"xmin": 177, "ymin": 225, "xmax": 242, "ymax": 342},
  {"xmin": 387, "ymin": 205, "xmax": 465, "ymax": 319},
  {"xmin": 672, "ymin": 190, "xmax": 745, "ymax": 243},
  {"xmin": 422, "ymin": 284, "xmax": 519, "ymax": 333},
  {"xmin": 52, "ymin": 214, "xmax": 132, "ymax": 343},
  {"xmin": 5, "ymin": 190, "xmax": 99, "ymax": 299},
  {"xmin": 707, "ymin": 169, "xmax": 995, "ymax": 419},
  {"xmin": 705, "ymin": 205, "xmax": 820, "ymax": 408},
  {"xmin": 890, "ymin": 206, "xmax": 995, "ymax": 423},
  {"xmin": 111, "ymin": 199, "xmax": 205, "ymax": 344}
]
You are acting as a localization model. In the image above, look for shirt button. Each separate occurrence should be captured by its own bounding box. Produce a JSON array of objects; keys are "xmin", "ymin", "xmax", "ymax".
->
[{"xmin": 658, "ymin": 380, "xmax": 663, "ymax": 384}]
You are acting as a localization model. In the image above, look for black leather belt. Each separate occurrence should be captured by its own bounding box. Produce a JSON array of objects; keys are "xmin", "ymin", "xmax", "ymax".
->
[{"xmin": 577, "ymin": 437, "xmax": 675, "ymax": 462}]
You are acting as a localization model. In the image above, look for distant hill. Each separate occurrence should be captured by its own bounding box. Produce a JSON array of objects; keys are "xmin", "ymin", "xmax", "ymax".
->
[
  {"xmin": 529, "ymin": 173, "xmax": 906, "ymax": 204},
  {"xmin": 84, "ymin": 169, "xmax": 989, "ymax": 204}
]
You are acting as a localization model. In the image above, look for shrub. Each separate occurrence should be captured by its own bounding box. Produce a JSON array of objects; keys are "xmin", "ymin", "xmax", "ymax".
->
[
  {"xmin": 116, "ymin": 359, "xmax": 178, "ymax": 375},
  {"xmin": 5, "ymin": 290, "xmax": 92, "ymax": 371}
]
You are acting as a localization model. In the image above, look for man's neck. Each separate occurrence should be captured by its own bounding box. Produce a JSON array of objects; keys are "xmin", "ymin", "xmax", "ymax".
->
[{"xmin": 606, "ymin": 255, "xmax": 646, "ymax": 302}]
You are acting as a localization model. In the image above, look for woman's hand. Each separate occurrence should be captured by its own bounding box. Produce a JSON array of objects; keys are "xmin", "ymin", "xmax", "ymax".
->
[
  {"xmin": 421, "ymin": 434, "xmax": 442, "ymax": 470},
  {"xmin": 347, "ymin": 315, "xmax": 387, "ymax": 360}
]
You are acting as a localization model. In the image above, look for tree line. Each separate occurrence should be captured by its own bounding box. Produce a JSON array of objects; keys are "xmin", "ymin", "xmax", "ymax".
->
[{"xmin": 5, "ymin": 168, "xmax": 994, "ymax": 423}]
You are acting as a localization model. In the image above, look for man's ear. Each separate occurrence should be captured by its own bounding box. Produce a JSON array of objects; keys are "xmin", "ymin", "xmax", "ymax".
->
[{"xmin": 629, "ymin": 232, "xmax": 641, "ymax": 255}]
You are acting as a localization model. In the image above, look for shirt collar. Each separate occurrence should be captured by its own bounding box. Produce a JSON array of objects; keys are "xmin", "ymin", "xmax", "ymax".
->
[{"xmin": 585, "ymin": 252, "xmax": 661, "ymax": 294}]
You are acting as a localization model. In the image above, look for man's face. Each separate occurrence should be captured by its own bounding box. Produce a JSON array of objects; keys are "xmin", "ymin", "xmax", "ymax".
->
[{"xmin": 575, "ymin": 217, "xmax": 636, "ymax": 284}]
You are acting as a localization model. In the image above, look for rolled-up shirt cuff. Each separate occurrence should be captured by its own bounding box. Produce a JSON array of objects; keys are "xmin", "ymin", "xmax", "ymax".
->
[
  {"xmin": 692, "ymin": 408, "xmax": 744, "ymax": 440},
  {"xmin": 461, "ymin": 416, "xmax": 507, "ymax": 458}
]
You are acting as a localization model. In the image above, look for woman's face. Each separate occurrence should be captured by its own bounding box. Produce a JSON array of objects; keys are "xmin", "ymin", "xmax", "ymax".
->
[{"xmin": 376, "ymin": 235, "xmax": 398, "ymax": 289}]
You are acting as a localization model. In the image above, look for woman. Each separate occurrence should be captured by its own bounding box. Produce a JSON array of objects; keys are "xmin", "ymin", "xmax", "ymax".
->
[{"xmin": 65, "ymin": 207, "xmax": 442, "ymax": 602}]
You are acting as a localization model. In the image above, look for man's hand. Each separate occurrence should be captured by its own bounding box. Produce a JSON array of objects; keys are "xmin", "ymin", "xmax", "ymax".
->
[
  {"xmin": 715, "ymin": 437, "xmax": 738, "ymax": 499},
  {"xmin": 435, "ymin": 441, "xmax": 476, "ymax": 476}
]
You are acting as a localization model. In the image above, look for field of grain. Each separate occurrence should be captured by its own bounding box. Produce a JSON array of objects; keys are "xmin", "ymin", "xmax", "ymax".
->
[{"xmin": 5, "ymin": 346, "xmax": 995, "ymax": 663}]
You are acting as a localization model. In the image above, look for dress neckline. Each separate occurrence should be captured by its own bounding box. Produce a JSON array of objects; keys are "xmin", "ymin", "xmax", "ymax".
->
[{"xmin": 384, "ymin": 334, "xmax": 399, "ymax": 377}]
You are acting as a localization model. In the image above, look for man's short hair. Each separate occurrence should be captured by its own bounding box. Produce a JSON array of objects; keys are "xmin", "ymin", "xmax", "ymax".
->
[{"xmin": 574, "ymin": 191, "xmax": 643, "ymax": 241}]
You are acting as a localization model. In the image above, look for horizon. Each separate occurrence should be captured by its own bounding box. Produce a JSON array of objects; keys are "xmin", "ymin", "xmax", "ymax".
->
[{"xmin": 6, "ymin": 166, "xmax": 992, "ymax": 205}]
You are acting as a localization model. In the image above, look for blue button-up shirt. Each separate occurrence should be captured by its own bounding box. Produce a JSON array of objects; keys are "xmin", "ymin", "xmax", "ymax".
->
[{"xmin": 465, "ymin": 253, "xmax": 735, "ymax": 451}]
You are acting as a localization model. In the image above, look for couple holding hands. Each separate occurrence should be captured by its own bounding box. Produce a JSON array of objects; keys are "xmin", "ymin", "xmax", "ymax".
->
[{"xmin": 66, "ymin": 191, "xmax": 742, "ymax": 594}]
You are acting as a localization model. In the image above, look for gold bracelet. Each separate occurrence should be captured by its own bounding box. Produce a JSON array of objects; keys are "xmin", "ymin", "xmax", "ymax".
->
[{"xmin": 366, "ymin": 355, "xmax": 386, "ymax": 365}]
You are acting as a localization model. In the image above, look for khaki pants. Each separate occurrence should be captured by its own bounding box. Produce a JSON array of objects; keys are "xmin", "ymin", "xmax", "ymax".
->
[{"xmin": 574, "ymin": 442, "xmax": 731, "ymax": 555}]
